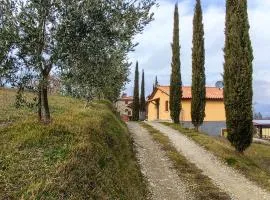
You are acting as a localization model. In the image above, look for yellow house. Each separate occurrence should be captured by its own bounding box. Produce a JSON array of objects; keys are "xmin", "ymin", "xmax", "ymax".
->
[{"xmin": 147, "ymin": 86, "xmax": 226, "ymax": 135}]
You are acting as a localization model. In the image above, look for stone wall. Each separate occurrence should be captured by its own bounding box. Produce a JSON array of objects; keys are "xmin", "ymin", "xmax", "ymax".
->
[{"xmin": 182, "ymin": 121, "xmax": 226, "ymax": 136}]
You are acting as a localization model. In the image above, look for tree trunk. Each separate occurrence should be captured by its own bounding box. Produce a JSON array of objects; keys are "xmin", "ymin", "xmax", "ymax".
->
[
  {"xmin": 40, "ymin": 73, "xmax": 50, "ymax": 124},
  {"xmin": 38, "ymin": 86, "xmax": 42, "ymax": 121}
]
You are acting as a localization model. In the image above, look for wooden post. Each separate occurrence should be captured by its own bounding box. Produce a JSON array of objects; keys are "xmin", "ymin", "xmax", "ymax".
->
[
  {"xmin": 157, "ymin": 99, "xmax": 160, "ymax": 120},
  {"xmin": 259, "ymin": 126, "xmax": 263, "ymax": 139}
]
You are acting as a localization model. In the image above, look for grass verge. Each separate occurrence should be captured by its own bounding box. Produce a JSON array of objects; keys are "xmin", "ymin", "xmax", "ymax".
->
[
  {"xmin": 0, "ymin": 88, "xmax": 148, "ymax": 199},
  {"xmin": 162, "ymin": 122, "xmax": 270, "ymax": 192},
  {"xmin": 141, "ymin": 122, "xmax": 230, "ymax": 200}
]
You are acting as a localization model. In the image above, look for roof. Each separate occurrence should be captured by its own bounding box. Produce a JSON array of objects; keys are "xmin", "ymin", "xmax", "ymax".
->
[
  {"xmin": 118, "ymin": 96, "xmax": 133, "ymax": 101},
  {"xmin": 253, "ymin": 120, "xmax": 270, "ymax": 126},
  {"xmin": 149, "ymin": 86, "xmax": 224, "ymax": 100}
]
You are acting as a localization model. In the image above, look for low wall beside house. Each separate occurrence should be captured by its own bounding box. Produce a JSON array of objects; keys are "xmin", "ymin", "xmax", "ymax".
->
[{"xmin": 181, "ymin": 121, "xmax": 226, "ymax": 136}]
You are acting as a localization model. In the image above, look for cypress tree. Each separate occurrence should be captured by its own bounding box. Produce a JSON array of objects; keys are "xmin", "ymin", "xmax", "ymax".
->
[
  {"xmin": 155, "ymin": 76, "xmax": 159, "ymax": 86},
  {"xmin": 153, "ymin": 76, "xmax": 158, "ymax": 91},
  {"xmin": 170, "ymin": 4, "xmax": 182, "ymax": 124},
  {"xmin": 258, "ymin": 112, "xmax": 263, "ymax": 120},
  {"xmin": 191, "ymin": 0, "xmax": 206, "ymax": 131},
  {"xmin": 224, "ymin": 0, "xmax": 253, "ymax": 153},
  {"xmin": 140, "ymin": 69, "xmax": 146, "ymax": 112},
  {"xmin": 132, "ymin": 61, "xmax": 140, "ymax": 121}
]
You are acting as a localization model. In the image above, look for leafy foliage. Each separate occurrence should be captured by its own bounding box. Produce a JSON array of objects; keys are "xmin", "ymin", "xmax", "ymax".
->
[
  {"xmin": 58, "ymin": 0, "xmax": 156, "ymax": 102},
  {"xmin": 224, "ymin": 0, "xmax": 254, "ymax": 152},
  {"xmin": 0, "ymin": 0, "xmax": 156, "ymax": 122},
  {"xmin": 0, "ymin": 0, "xmax": 19, "ymax": 86}
]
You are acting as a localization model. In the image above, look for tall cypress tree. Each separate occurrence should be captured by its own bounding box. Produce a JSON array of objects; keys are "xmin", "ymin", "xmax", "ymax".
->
[
  {"xmin": 132, "ymin": 61, "xmax": 140, "ymax": 121},
  {"xmin": 153, "ymin": 76, "xmax": 158, "ymax": 91},
  {"xmin": 140, "ymin": 69, "xmax": 146, "ymax": 112},
  {"xmin": 170, "ymin": 4, "xmax": 182, "ymax": 124},
  {"xmin": 155, "ymin": 76, "xmax": 159, "ymax": 86},
  {"xmin": 191, "ymin": 0, "xmax": 206, "ymax": 131},
  {"xmin": 224, "ymin": 0, "xmax": 253, "ymax": 153}
]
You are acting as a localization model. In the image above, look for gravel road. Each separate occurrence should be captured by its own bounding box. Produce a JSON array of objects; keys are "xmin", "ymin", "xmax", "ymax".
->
[
  {"xmin": 127, "ymin": 122, "xmax": 194, "ymax": 200},
  {"xmin": 146, "ymin": 121, "xmax": 270, "ymax": 200}
]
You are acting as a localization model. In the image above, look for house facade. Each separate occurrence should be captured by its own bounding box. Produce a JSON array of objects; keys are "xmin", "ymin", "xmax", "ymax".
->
[
  {"xmin": 115, "ymin": 93, "xmax": 133, "ymax": 121},
  {"xmin": 147, "ymin": 86, "xmax": 226, "ymax": 135}
]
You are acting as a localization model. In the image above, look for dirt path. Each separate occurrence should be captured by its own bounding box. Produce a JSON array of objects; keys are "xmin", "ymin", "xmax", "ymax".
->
[
  {"xmin": 147, "ymin": 121, "xmax": 270, "ymax": 200},
  {"xmin": 127, "ymin": 122, "xmax": 194, "ymax": 200}
]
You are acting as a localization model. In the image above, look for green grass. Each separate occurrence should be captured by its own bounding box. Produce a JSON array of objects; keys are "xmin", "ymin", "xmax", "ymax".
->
[
  {"xmin": 141, "ymin": 122, "xmax": 230, "ymax": 200},
  {"xmin": 162, "ymin": 122, "xmax": 270, "ymax": 192},
  {"xmin": 0, "ymin": 88, "xmax": 148, "ymax": 199},
  {"xmin": 0, "ymin": 88, "xmax": 35, "ymax": 124}
]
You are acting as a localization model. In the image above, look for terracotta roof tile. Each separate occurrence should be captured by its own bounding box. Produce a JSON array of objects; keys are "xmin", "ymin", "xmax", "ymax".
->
[
  {"xmin": 118, "ymin": 96, "xmax": 133, "ymax": 100},
  {"xmin": 156, "ymin": 86, "xmax": 223, "ymax": 100}
]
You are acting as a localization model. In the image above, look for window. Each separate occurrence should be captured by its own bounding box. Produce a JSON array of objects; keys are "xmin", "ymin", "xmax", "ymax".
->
[
  {"xmin": 165, "ymin": 101, "xmax": 169, "ymax": 111},
  {"xmin": 128, "ymin": 111, "xmax": 131, "ymax": 116},
  {"xmin": 125, "ymin": 109, "xmax": 129, "ymax": 113},
  {"xmin": 125, "ymin": 100, "xmax": 128, "ymax": 104}
]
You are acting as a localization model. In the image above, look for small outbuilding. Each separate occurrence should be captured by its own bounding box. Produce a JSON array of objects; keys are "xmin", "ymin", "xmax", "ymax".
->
[
  {"xmin": 253, "ymin": 120, "xmax": 270, "ymax": 139},
  {"xmin": 115, "ymin": 93, "xmax": 133, "ymax": 122}
]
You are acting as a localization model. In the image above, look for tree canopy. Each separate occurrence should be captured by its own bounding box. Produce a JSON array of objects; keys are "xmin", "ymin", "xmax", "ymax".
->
[
  {"xmin": 57, "ymin": 0, "xmax": 155, "ymax": 102},
  {"xmin": 0, "ymin": 0, "xmax": 156, "ymax": 122}
]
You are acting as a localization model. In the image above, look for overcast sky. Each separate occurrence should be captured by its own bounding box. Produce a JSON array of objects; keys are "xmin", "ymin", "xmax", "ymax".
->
[{"xmin": 125, "ymin": 0, "xmax": 270, "ymax": 116}]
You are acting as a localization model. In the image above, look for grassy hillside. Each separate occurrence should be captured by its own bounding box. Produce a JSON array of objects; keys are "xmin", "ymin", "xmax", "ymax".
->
[
  {"xmin": 162, "ymin": 122, "xmax": 270, "ymax": 192},
  {"xmin": 0, "ymin": 88, "xmax": 148, "ymax": 199}
]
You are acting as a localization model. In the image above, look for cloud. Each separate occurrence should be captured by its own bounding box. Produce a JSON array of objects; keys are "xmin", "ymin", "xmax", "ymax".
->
[{"xmin": 126, "ymin": 0, "xmax": 270, "ymax": 115}]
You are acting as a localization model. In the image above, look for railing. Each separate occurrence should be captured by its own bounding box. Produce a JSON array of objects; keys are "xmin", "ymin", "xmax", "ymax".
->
[
  {"xmin": 254, "ymin": 127, "xmax": 270, "ymax": 140},
  {"xmin": 221, "ymin": 127, "xmax": 270, "ymax": 140}
]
